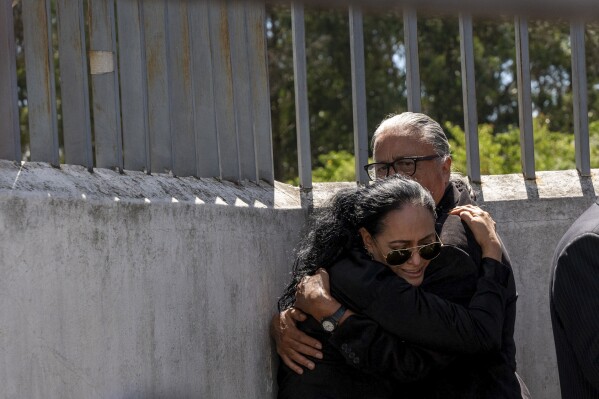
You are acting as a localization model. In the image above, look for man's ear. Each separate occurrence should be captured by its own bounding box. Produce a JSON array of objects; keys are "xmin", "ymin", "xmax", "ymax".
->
[
  {"xmin": 442, "ymin": 156, "xmax": 452, "ymax": 180},
  {"xmin": 359, "ymin": 227, "xmax": 375, "ymax": 254}
]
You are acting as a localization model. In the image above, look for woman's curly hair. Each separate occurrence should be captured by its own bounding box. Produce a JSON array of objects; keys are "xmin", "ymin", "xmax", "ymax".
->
[{"xmin": 278, "ymin": 175, "xmax": 436, "ymax": 310}]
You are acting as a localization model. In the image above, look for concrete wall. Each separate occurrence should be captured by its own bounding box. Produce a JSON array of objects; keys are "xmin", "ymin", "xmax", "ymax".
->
[
  {"xmin": 1, "ymin": 161, "xmax": 598, "ymax": 398},
  {"xmin": 478, "ymin": 170, "xmax": 599, "ymax": 399},
  {"xmin": 0, "ymin": 161, "xmax": 306, "ymax": 398}
]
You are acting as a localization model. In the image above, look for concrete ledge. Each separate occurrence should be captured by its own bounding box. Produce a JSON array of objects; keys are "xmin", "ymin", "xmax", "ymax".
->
[
  {"xmin": 0, "ymin": 160, "xmax": 298, "ymax": 208},
  {"xmin": 477, "ymin": 169, "xmax": 598, "ymax": 202}
]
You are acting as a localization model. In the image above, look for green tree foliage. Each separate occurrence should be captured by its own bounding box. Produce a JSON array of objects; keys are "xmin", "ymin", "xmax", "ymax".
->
[
  {"xmin": 447, "ymin": 120, "xmax": 599, "ymax": 175},
  {"xmin": 289, "ymin": 150, "xmax": 357, "ymax": 185},
  {"xmin": 266, "ymin": 6, "xmax": 599, "ymax": 182}
]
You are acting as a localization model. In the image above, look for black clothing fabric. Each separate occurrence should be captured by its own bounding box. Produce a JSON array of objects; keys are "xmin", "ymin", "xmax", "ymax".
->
[
  {"xmin": 550, "ymin": 201, "xmax": 599, "ymax": 399},
  {"xmin": 278, "ymin": 181, "xmax": 522, "ymax": 398}
]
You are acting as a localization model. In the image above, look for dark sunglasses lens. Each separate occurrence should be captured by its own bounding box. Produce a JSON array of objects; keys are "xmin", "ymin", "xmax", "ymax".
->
[
  {"xmin": 419, "ymin": 242, "xmax": 442, "ymax": 260},
  {"xmin": 385, "ymin": 250, "xmax": 411, "ymax": 266}
]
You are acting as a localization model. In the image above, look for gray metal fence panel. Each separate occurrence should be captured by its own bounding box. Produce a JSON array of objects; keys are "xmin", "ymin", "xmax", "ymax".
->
[
  {"xmin": 514, "ymin": 17, "xmax": 535, "ymax": 179},
  {"xmin": 403, "ymin": 7, "xmax": 421, "ymax": 113},
  {"xmin": 22, "ymin": 0, "xmax": 59, "ymax": 164},
  {"xmin": 142, "ymin": 0, "xmax": 172, "ymax": 174},
  {"xmin": 349, "ymin": 6, "xmax": 369, "ymax": 184},
  {"xmin": 292, "ymin": 2, "xmax": 312, "ymax": 196},
  {"xmin": 246, "ymin": 2, "xmax": 274, "ymax": 184},
  {"xmin": 89, "ymin": 0, "xmax": 123, "ymax": 170},
  {"xmin": 57, "ymin": 0, "xmax": 93, "ymax": 169},
  {"xmin": 459, "ymin": 13, "xmax": 480, "ymax": 183},
  {"xmin": 189, "ymin": 0, "xmax": 220, "ymax": 178},
  {"xmin": 0, "ymin": 0, "xmax": 21, "ymax": 161},
  {"xmin": 209, "ymin": 0, "xmax": 240, "ymax": 181},
  {"xmin": 117, "ymin": 0, "xmax": 150, "ymax": 173},
  {"xmin": 229, "ymin": 1, "xmax": 258, "ymax": 182},
  {"xmin": 570, "ymin": 21, "xmax": 591, "ymax": 176},
  {"xmin": 167, "ymin": 0, "xmax": 196, "ymax": 177}
]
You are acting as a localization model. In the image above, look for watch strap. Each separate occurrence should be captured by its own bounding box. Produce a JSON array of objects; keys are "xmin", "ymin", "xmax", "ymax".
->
[{"xmin": 321, "ymin": 304, "xmax": 347, "ymax": 332}]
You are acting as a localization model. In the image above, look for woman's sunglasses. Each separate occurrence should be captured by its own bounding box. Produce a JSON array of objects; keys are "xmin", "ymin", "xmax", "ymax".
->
[{"xmin": 384, "ymin": 240, "xmax": 442, "ymax": 266}]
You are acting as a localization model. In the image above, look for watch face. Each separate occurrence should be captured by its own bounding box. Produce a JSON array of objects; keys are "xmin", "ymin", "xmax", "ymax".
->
[{"xmin": 322, "ymin": 320, "xmax": 335, "ymax": 332}]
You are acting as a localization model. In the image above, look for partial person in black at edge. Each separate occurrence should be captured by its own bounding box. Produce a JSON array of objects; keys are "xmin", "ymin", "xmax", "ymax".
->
[{"xmin": 273, "ymin": 112, "xmax": 530, "ymax": 398}]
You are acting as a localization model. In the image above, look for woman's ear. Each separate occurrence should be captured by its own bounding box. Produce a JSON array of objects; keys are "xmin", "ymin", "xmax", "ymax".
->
[{"xmin": 359, "ymin": 227, "xmax": 376, "ymax": 254}]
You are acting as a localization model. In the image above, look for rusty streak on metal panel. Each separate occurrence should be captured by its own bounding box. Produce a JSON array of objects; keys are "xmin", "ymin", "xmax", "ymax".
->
[
  {"xmin": 22, "ymin": 0, "xmax": 59, "ymax": 165},
  {"xmin": 142, "ymin": 0, "xmax": 173, "ymax": 173},
  {"xmin": 0, "ymin": 0, "xmax": 21, "ymax": 161},
  {"xmin": 117, "ymin": 0, "xmax": 150, "ymax": 173},
  {"xmin": 246, "ymin": 2, "xmax": 274, "ymax": 184},
  {"xmin": 57, "ymin": 0, "xmax": 93, "ymax": 169},
  {"xmin": 209, "ymin": 0, "xmax": 240, "ymax": 181},
  {"xmin": 167, "ymin": 0, "xmax": 196, "ymax": 177},
  {"xmin": 229, "ymin": 1, "xmax": 258, "ymax": 182},
  {"xmin": 189, "ymin": 0, "xmax": 220, "ymax": 178},
  {"xmin": 89, "ymin": 0, "xmax": 123, "ymax": 170}
]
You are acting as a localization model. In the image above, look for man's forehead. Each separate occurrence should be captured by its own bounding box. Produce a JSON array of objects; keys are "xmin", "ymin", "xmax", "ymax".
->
[{"xmin": 373, "ymin": 132, "xmax": 433, "ymax": 160}]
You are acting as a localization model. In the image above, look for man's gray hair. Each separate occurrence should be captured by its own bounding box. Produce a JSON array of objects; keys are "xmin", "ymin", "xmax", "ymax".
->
[{"xmin": 372, "ymin": 112, "xmax": 451, "ymax": 159}]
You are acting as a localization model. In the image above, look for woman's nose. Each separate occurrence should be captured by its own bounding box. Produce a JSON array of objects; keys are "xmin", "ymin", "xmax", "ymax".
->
[{"xmin": 407, "ymin": 250, "xmax": 422, "ymax": 266}]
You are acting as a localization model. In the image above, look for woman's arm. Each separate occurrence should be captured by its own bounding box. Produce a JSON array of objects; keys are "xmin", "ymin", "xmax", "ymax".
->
[{"xmin": 329, "ymin": 251, "xmax": 510, "ymax": 354}]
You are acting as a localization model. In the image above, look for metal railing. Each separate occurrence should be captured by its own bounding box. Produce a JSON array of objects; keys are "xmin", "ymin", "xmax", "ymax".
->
[
  {"xmin": 0, "ymin": 0, "xmax": 273, "ymax": 183},
  {"xmin": 287, "ymin": 3, "xmax": 592, "ymax": 194},
  {"xmin": 0, "ymin": 0, "xmax": 595, "ymax": 205}
]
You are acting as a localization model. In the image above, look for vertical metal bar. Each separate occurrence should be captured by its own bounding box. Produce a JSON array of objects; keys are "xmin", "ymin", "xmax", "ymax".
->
[
  {"xmin": 349, "ymin": 6, "xmax": 369, "ymax": 184},
  {"xmin": 22, "ymin": 0, "xmax": 59, "ymax": 164},
  {"xmin": 459, "ymin": 13, "xmax": 480, "ymax": 183},
  {"xmin": 89, "ymin": 0, "xmax": 123, "ymax": 170},
  {"xmin": 167, "ymin": 0, "xmax": 196, "ymax": 177},
  {"xmin": 515, "ymin": 17, "xmax": 535, "ymax": 179},
  {"xmin": 117, "ymin": 0, "xmax": 150, "ymax": 173},
  {"xmin": 142, "ymin": 0, "xmax": 172, "ymax": 174},
  {"xmin": 291, "ymin": 2, "xmax": 312, "ymax": 205},
  {"xmin": 56, "ymin": 0, "xmax": 93, "ymax": 169},
  {"xmin": 208, "ymin": 0, "xmax": 240, "ymax": 181},
  {"xmin": 0, "ymin": 0, "xmax": 21, "ymax": 161},
  {"xmin": 571, "ymin": 21, "xmax": 591, "ymax": 176},
  {"xmin": 188, "ymin": 0, "xmax": 219, "ymax": 178},
  {"xmin": 403, "ymin": 7, "xmax": 421, "ymax": 113},
  {"xmin": 229, "ymin": 1, "xmax": 257, "ymax": 182},
  {"xmin": 246, "ymin": 2, "xmax": 274, "ymax": 184}
]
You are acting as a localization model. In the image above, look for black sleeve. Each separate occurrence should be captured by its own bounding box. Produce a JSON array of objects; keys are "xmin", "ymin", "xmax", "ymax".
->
[
  {"xmin": 328, "ymin": 249, "xmax": 512, "ymax": 354},
  {"xmin": 329, "ymin": 314, "xmax": 455, "ymax": 382},
  {"xmin": 552, "ymin": 234, "xmax": 599, "ymax": 389}
]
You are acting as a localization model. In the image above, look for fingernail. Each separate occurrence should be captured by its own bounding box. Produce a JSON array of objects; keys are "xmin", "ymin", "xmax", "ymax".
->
[
  {"xmin": 316, "ymin": 343, "xmax": 322, "ymax": 349},
  {"xmin": 315, "ymin": 352, "xmax": 323, "ymax": 359},
  {"xmin": 307, "ymin": 362, "xmax": 315, "ymax": 369}
]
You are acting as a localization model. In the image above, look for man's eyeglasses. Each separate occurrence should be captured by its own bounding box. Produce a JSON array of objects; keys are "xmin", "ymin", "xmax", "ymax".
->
[
  {"xmin": 384, "ymin": 240, "xmax": 442, "ymax": 266},
  {"xmin": 364, "ymin": 154, "xmax": 441, "ymax": 181}
]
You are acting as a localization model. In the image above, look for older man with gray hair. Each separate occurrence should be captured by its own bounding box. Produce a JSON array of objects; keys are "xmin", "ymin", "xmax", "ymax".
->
[{"xmin": 272, "ymin": 112, "xmax": 529, "ymax": 397}]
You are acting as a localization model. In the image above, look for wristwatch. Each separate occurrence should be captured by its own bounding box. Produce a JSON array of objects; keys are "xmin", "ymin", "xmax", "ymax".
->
[{"xmin": 321, "ymin": 305, "xmax": 347, "ymax": 332}]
